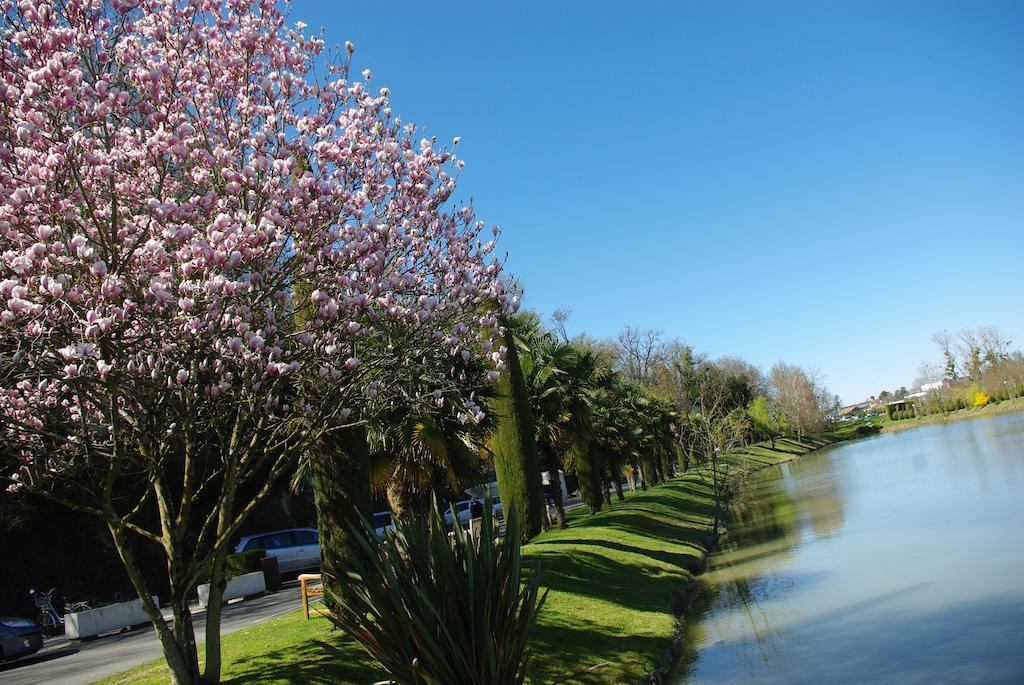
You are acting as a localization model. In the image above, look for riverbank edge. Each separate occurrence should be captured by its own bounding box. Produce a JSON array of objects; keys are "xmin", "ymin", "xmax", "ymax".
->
[
  {"xmin": 647, "ymin": 433, "xmax": 855, "ymax": 684},
  {"xmin": 881, "ymin": 397, "xmax": 1024, "ymax": 433}
]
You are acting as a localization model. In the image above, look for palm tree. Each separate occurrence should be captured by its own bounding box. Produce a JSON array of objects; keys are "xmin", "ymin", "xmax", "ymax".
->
[
  {"xmin": 520, "ymin": 338, "xmax": 576, "ymax": 528},
  {"xmin": 523, "ymin": 339, "xmax": 612, "ymax": 516},
  {"xmin": 368, "ymin": 411, "xmax": 490, "ymax": 523},
  {"xmin": 588, "ymin": 380, "xmax": 634, "ymax": 503}
]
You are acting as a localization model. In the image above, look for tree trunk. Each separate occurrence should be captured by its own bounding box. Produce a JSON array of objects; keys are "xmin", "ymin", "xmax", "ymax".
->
[
  {"xmin": 168, "ymin": 567, "xmax": 201, "ymax": 684},
  {"xmin": 106, "ymin": 520, "xmax": 200, "ymax": 685},
  {"xmin": 612, "ymin": 471, "xmax": 624, "ymax": 501},
  {"xmin": 551, "ymin": 474, "xmax": 567, "ymax": 530},
  {"xmin": 199, "ymin": 550, "xmax": 227, "ymax": 685},
  {"xmin": 633, "ymin": 460, "xmax": 647, "ymax": 491},
  {"xmin": 540, "ymin": 445, "xmax": 567, "ymax": 529},
  {"xmin": 490, "ymin": 321, "xmax": 545, "ymax": 541},
  {"xmin": 653, "ymin": 453, "xmax": 665, "ymax": 483},
  {"xmin": 386, "ymin": 479, "xmax": 413, "ymax": 524},
  {"xmin": 602, "ymin": 474, "xmax": 612, "ymax": 506},
  {"xmin": 310, "ymin": 425, "xmax": 372, "ymax": 606},
  {"xmin": 573, "ymin": 440, "xmax": 604, "ymax": 515},
  {"xmin": 385, "ymin": 479, "xmax": 432, "ymax": 528},
  {"xmin": 660, "ymin": 448, "xmax": 673, "ymax": 481},
  {"xmin": 641, "ymin": 455, "xmax": 659, "ymax": 486}
]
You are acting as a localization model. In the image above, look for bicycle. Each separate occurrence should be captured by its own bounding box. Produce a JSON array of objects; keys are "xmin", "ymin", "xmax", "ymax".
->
[{"xmin": 29, "ymin": 587, "xmax": 92, "ymax": 637}]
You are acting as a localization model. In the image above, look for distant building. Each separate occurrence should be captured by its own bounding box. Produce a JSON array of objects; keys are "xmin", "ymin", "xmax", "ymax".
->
[{"xmin": 838, "ymin": 401, "xmax": 876, "ymax": 417}]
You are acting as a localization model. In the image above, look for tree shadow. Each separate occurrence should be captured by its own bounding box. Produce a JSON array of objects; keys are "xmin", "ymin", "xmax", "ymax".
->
[
  {"xmin": 525, "ymin": 548, "xmax": 685, "ymax": 615},
  {"xmin": 526, "ymin": 599, "xmax": 689, "ymax": 685},
  {"xmin": 0, "ymin": 647, "xmax": 80, "ymax": 672},
  {"xmin": 570, "ymin": 510, "xmax": 710, "ymax": 547},
  {"xmin": 590, "ymin": 495, "xmax": 715, "ymax": 521},
  {"xmin": 532, "ymin": 536, "xmax": 706, "ymax": 573},
  {"xmin": 222, "ymin": 631, "xmax": 380, "ymax": 685}
]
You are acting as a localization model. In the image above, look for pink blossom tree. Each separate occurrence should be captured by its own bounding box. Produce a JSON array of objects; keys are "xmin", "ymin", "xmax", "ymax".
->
[{"xmin": 0, "ymin": 1, "xmax": 511, "ymax": 682}]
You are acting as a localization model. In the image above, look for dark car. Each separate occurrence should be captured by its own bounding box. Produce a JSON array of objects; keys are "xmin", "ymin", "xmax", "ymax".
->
[{"xmin": 0, "ymin": 617, "xmax": 43, "ymax": 662}]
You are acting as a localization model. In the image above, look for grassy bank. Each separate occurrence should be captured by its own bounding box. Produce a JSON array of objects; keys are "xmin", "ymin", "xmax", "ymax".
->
[
  {"xmin": 882, "ymin": 396, "xmax": 1024, "ymax": 433},
  {"xmin": 98, "ymin": 437, "xmax": 836, "ymax": 685}
]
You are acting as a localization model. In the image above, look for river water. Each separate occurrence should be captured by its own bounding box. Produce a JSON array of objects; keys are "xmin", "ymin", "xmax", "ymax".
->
[{"xmin": 674, "ymin": 412, "xmax": 1024, "ymax": 684}]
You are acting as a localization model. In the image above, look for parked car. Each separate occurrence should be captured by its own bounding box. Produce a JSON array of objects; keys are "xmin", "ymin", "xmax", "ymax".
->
[
  {"xmin": 444, "ymin": 499, "xmax": 504, "ymax": 530},
  {"xmin": 235, "ymin": 528, "xmax": 320, "ymax": 574},
  {"xmin": 373, "ymin": 511, "xmax": 395, "ymax": 541},
  {"xmin": 0, "ymin": 617, "xmax": 43, "ymax": 662},
  {"xmin": 443, "ymin": 500, "xmax": 473, "ymax": 529}
]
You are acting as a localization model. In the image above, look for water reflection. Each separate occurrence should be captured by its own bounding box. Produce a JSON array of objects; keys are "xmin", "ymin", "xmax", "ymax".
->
[{"xmin": 675, "ymin": 412, "xmax": 1024, "ymax": 684}]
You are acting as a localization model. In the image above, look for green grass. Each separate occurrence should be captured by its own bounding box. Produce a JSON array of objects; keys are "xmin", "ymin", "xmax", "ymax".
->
[
  {"xmin": 97, "ymin": 611, "xmax": 380, "ymax": 685},
  {"xmin": 97, "ymin": 438, "xmax": 832, "ymax": 685}
]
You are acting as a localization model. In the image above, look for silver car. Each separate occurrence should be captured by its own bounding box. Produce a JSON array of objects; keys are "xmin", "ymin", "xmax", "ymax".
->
[
  {"xmin": 235, "ymin": 528, "xmax": 320, "ymax": 574},
  {"xmin": 0, "ymin": 617, "xmax": 43, "ymax": 662},
  {"xmin": 444, "ymin": 499, "xmax": 504, "ymax": 530}
]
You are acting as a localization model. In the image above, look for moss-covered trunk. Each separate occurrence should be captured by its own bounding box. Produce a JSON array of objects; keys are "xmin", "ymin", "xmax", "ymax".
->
[
  {"xmin": 611, "ymin": 468, "xmax": 625, "ymax": 501},
  {"xmin": 573, "ymin": 440, "xmax": 605, "ymax": 515},
  {"xmin": 310, "ymin": 426, "xmax": 371, "ymax": 603},
  {"xmin": 490, "ymin": 322, "xmax": 544, "ymax": 541},
  {"xmin": 640, "ymin": 453, "xmax": 659, "ymax": 486},
  {"xmin": 660, "ymin": 446, "xmax": 674, "ymax": 480}
]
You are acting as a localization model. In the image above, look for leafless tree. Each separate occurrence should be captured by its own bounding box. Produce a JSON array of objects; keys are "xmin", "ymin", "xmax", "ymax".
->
[
  {"xmin": 770, "ymin": 362, "xmax": 829, "ymax": 440},
  {"xmin": 956, "ymin": 328, "xmax": 985, "ymax": 380},
  {"xmin": 931, "ymin": 326, "xmax": 1014, "ymax": 383},
  {"xmin": 614, "ymin": 326, "xmax": 666, "ymax": 386},
  {"xmin": 914, "ymin": 362, "xmax": 944, "ymax": 389},
  {"xmin": 976, "ymin": 326, "xmax": 1012, "ymax": 367},
  {"xmin": 550, "ymin": 308, "xmax": 573, "ymax": 342}
]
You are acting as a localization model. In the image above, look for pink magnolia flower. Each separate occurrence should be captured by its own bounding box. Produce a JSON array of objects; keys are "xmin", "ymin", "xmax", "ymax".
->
[{"xmin": 97, "ymin": 360, "xmax": 113, "ymax": 379}]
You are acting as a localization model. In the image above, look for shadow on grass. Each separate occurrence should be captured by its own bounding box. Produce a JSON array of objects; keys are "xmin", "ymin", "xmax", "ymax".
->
[
  {"xmin": 572, "ymin": 510, "xmax": 710, "ymax": 547},
  {"xmin": 526, "ymin": 548, "xmax": 685, "ymax": 615},
  {"xmin": 532, "ymin": 536, "xmax": 707, "ymax": 573},
  {"xmin": 528, "ymin": 613, "xmax": 679, "ymax": 685},
  {"xmin": 222, "ymin": 630, "xmax": 379, "ymax": 685}
]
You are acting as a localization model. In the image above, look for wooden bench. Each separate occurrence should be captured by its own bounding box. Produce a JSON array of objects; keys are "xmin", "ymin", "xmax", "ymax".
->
[{"xmin": 298, "ymin": 573, "xmax": 324, "ymax": 619}]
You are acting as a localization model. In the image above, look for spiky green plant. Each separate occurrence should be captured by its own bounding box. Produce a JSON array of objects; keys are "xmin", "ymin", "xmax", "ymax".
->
[{"xmin": 324, "ymin": 500, "xmax": 547, "ymax": 685}]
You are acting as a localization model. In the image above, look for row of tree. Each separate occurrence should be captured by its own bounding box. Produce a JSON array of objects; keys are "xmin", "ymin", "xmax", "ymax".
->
[{"xmin": 488, "ymin": 319, "xmax": 834, "ymax": 537}]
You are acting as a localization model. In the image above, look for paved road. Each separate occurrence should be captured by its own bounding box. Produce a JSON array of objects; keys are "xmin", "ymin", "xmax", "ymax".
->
[{"xmin": 0, "ymin": 585, "xmax": 305, "ymax": 685}]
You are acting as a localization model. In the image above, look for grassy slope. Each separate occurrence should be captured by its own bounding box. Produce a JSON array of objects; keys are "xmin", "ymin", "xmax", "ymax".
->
[{"xmin": 97, "ymin": 437, "xmax": 833, "ymax": 685}]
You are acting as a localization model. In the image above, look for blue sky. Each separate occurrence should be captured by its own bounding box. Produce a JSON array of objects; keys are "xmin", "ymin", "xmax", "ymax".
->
[{"xmin": 295, "ymin": 0, "xmax": 1023, "ymax": 404}]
